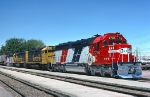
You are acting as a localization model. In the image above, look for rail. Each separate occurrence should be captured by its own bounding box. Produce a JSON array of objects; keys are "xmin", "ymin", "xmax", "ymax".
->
[
  {"xmin": 1, "ymin": 66, "xmax": 150, "ymax": 97},
  {"xmin": 0, "ymin": 70, "xmax": 70, "ymax": 97},
  {"xmin": 0, "ymin": 80, "xmax": 25, "ymax": 97}
]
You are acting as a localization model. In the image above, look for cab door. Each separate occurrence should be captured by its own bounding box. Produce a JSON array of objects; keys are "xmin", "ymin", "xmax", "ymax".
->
[
  {"xmin": 46, "ymin": 47, "xmax": 55, "ymax": 63},
  {"xmin": 41, "ymin": 50, "xmax": 46, "ymax": 64},
  {"xmin": 44, "ymin": 50, "xmax": 48, "ymax": 62},
  {"xmin": 93, "ymin": 42, "xmax": 101, "ymax": 64}
]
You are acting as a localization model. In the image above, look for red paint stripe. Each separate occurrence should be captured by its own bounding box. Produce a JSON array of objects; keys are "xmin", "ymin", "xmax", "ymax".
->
[
  {"xmin": 60, "ymin": 49, "xmax": 68, "ymax": 62},
  {"xmin": 56, "ymin": 62, "xmax": 61, "ymax": 64}
]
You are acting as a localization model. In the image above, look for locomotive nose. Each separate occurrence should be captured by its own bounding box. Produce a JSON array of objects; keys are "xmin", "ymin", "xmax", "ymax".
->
[
  {"xmin": 117, "ymin": 62, "xmax": 142, "ymax": 78},
  {"xmin": 128, "ymin": 67, "xmax": 136, "ymax": 74}
]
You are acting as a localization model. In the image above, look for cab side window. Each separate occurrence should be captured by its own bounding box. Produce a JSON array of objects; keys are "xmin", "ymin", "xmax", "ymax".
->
[
  {"xmin": 45, "ymin": 50, "xmax": 47, "ymax": 53},
  {"xmin": 103, "ymin": 40, "xmax": 107, "ymax": 47},
  {"xmin": 94, "ymin": 42, "xmax": 100, "ymax": 51},
  {"xmin": 109, "ymin": 38, "xmax": 113, "ymax": 45},
  {"xmin": 95, "ymin": 42, "xmax": 100, "ymax": 50}
]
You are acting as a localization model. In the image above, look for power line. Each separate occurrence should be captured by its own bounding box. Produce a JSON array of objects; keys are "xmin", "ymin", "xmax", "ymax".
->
[
  {"xmin": 127, "ymin": 32, "xmax": 150, "ymax": 44},
  {"xmin": 139, "ymin": 48, "xmax": 150, "ymax": 50},
  {"xmin": 128, "ymin": 33, "xmax": 150, "ymax": 40},
  {"xmin": 131, "ymin": 39, "xmax": 150, "ymax": 44}
]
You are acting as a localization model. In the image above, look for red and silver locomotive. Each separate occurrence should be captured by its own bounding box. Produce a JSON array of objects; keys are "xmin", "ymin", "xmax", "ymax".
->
[{"xmin": 52, "ymin": 32, "xmax": 142, "ymax": 78}]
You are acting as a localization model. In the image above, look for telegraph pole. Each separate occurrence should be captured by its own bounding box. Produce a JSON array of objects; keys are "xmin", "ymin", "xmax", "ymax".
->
[
  {"xmin": 135, "ymin": 47, "xmax": 142, "ymax": 61},
  {"xmin": 135, "ymin": 47, "xmax": 139, "ymax": 61}
]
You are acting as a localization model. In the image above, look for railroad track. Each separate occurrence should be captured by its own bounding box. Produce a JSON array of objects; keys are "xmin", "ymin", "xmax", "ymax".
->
[
  {"xmin": 141, "ymin": 64, "xmax": 150, "ymax": 70},
  {"xmin": 0, "ymin": 71, "xmax": 70, "ymax": 97},
  {"xmin": 137, "ymin": 78, "xmax": 150, "ymax": 83},
  {"xmin": 1, "ymin": 66, "xmax": 150, "ymax": 97},
  {"xmin": 0, "ymin": 79, "xmax": 25, "ymax": 97}
]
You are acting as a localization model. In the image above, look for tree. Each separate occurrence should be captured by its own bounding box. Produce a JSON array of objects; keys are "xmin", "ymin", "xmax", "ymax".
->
[
  {"xmin": 6, "ymin": 38, "xmax": 26, "ymax": 54},
  {"xmin": 0, "ymin": 45, "xmax": 6, "ymax": 55},
  {"xmin": 26, "ymin": 39, "xmax": 45, "ymax": 50},
  {"xmin": 0, "ymin": 38, "xmax": 46, "ymax": 54}
]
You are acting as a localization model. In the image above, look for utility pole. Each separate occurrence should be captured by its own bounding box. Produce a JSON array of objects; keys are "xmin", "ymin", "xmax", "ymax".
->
[
  {"xmin": 135, "ymin": 47, "xmax": 142, "ymax": 61},
  {"xmin": 135, "ymin": 47, "xmax": 139, "ymax": 61}
]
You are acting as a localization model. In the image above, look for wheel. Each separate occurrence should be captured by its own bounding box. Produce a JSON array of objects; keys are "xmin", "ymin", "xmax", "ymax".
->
[
  {"xmin": 110, "ymin": 71, "xmax": 114, "ymax": 77},
  {"xmin": 47, "ymin": 63, "xmax": 51, "ymax": 71},
  {"xmin": 84, "ymin": 64, "xmax": 90, "ymax": 75},
  {"xmin": 57, "ymin": 65, "xmax": 61, "ymax": 72},
  {"xmin": 62, "ymin": 64, "xmax": 66, "ymax": 73},
  {"xmin": 43, "ymin": 65, "xmax": 48, "ymax": 70},
  {"xmin": 13, "ymin": 63, "xmax": 16, "ymax": 67},
  {"xmin": 99, "ymin": 67, "xmax": 105, "ymax": 76},
  {"xmin": 89, "ymin": 67, "xmax": 95, "ymax": 76},
  {"xmin": 39, "ymin": 65, "xmax": 42, "ymax": 70},
  {"xmin": 23, "ymin": 63, "xmax": 27, "ymax": 68},
  {"xmin": 51, "ymin": 64, "xmax": 56, "ymax": 72},
  {"xmin": 19, "ymin": 64, "xmax": 23, "ymax": 68},
  {"xmin": 26, "ymin": 64, "xmax": 29, "ymax": 69},
  {"xmin": 100, "ymin": 71, "xmax": 105, "ymax": 76}
]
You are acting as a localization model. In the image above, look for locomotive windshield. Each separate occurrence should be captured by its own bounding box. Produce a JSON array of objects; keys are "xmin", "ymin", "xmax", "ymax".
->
[
  {"xmin": 109, "ymin": 38, "xmax": 121, "ymax": 45},
  {"xmin": 109, "ymin": 37, "xmax": 127, "ymax": 45},
  {"xmin": 109, "ymin": 40, "xmax": 122, "ymax": 45}
]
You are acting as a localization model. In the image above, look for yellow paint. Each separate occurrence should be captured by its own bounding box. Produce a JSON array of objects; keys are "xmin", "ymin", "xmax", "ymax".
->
[
  {"xmin": 13, "ymin": 53, "xmax": 25, "ymax": 64},
  {"xmin": 25, "ymin": 51, "xmax": 28, "ymax": 63},
  {"xmin": 41, "ymin": 46, "xmax": 55, "ymax": 64},
  {"xmin": 13, "ymin": 46, "xmax": 55, "ymax": 65}
]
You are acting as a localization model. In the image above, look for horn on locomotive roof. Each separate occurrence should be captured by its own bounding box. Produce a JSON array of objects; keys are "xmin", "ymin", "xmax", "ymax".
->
[{"xmin": 93, "ymin": 34, "xmax": 101, "ymax": 37}]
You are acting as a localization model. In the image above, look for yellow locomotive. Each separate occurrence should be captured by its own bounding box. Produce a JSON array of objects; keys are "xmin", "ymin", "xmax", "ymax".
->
[{"xmin": 13, "ymin": 46, "xmax": 55, "ymax": 69}]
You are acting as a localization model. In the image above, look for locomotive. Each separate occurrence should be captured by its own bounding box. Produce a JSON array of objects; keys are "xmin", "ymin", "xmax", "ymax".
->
[
  {"xmin": 51, "ymin": 32, "xmax": 142, "ymax": 78},
  {"xmin": 1, "ymin": 32, "xmax": 142, "ymax": 78},
  {"xmin": 13, "ymin": 46, "xmax": 55, "ymax": 69}
]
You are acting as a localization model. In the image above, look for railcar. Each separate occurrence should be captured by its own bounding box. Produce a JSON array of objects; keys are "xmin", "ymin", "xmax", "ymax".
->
[
  {"xmin": 0, "ymin": 55, "xmax": 7, "ymax": 65},
  {"xmin": 25, "ymin": 46, "xmax": 55, "ymax": 69},
  {"xmin": 141, "ymin": 59, "xmax": 150, "ymax": 70},
  {"xmin": 13, "ymin": 52, "xmax": 26, "ymax": 67},
  {"xmin": 6, "ymin": 54, "xmax": 13, "ymax": 66},
  {"xmin": 13, "ymin": 46, "xmax": 55, "ymax": 69},
  {"xmin": 51, "ymin": 32, "xmax": 142, "ymax": 78}
]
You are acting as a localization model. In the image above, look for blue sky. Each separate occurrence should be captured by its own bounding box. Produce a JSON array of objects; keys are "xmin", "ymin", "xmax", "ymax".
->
[{"xmin": 0, "ymin": 0, "xmax": 150, "ymax": 56}]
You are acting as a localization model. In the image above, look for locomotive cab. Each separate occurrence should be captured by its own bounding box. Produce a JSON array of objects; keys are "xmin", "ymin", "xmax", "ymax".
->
[{"xmin": 105, "ymin": 33, "xmax": 141, "ymax": 78}]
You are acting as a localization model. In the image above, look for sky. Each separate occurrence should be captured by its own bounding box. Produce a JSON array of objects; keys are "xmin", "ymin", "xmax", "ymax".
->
[{"xmin": 0, "ymin": 0, "xmax": 150, "ymax": 56}]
